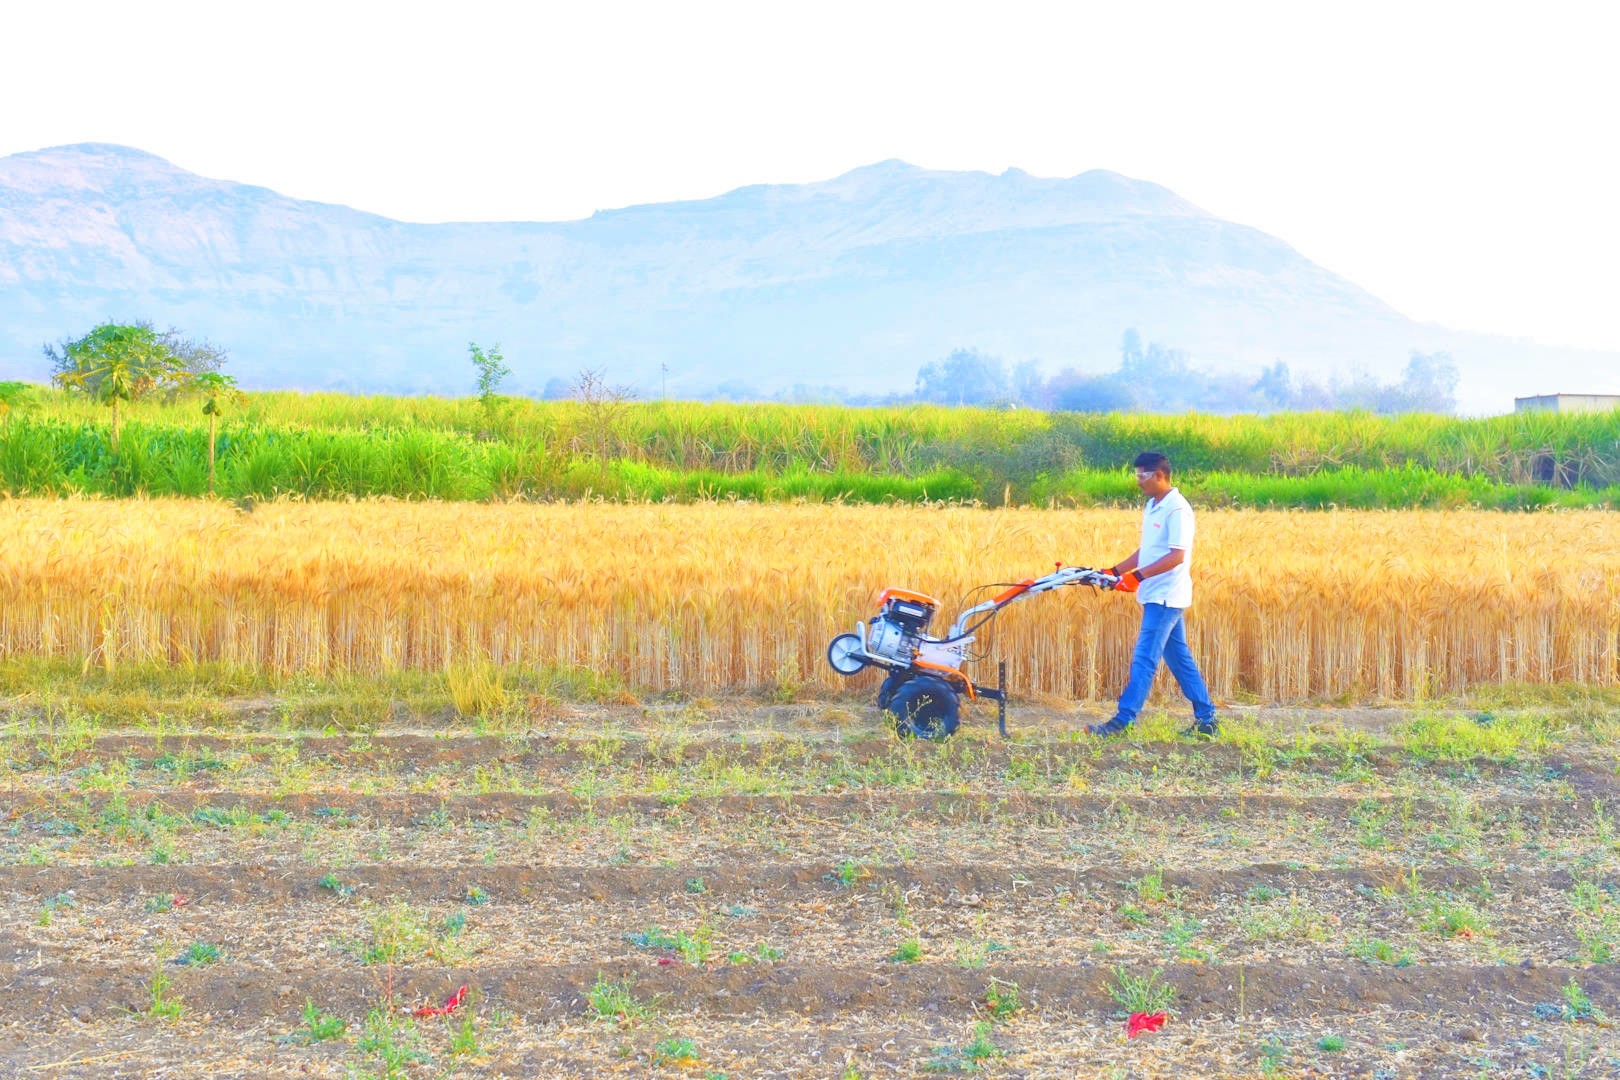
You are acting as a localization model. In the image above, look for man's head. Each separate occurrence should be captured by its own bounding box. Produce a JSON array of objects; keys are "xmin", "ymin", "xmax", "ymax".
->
[{"xmin": 1132, "ymin": 451, "xmax": 1172, "ymax": 498}]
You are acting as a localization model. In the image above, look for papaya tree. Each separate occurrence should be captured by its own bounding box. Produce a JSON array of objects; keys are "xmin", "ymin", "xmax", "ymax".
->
[
  {"xmin": 193, "ymin": 372, "xmax": 246, "ymax": 495},
  {"xmin": 46, "ymin": 322, "xmax": 188, "ymax": 451}
]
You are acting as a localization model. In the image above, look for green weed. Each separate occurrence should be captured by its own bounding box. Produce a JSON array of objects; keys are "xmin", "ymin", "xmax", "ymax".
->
[
  {"xmin": 834, "ymin": 858, "xmax": 871, "ymax": 888},
  {"xmin": 588, "ymin": 975, "xmax": 656, "ymax": 1027},
  {"xmin": 178, "ymin": 941, "xmax": 222, "ymax": 966},
  {"xmin": 889, "ymin": 938, "xmax": 922, "ymax": 963},
  {"xmin": 1106, "ymin": 965, "xmax": 1176, "ymax": 1014},
  {"xmin": 304, "ymin": 1000, "xmax": 346, "ymax": 1042},
  {"xmin": 356, "ymin": 1007, "xmax": 427, "ymax": 1078},
  {"xmin": 317, "ymin": 872, "xmax": 356, "ymax": 900},
  {"xmin": 449, "ymin": 1012, "xmax": 482, "ymax": 1057},
  {"xmin": 36, "ymin": 892, "xmax": 75, "ymax": 926},
  {"xmin": 982, "ymin": 978, "xmax": 1021, "ymax": 1021},
  {"xmin": 1349, "ymin": 937, "xmax": 1413, "ymax": 966},
  {"xmin": 923, "ymin": 1021, "xmax": 1002, "ymax": 1072},
  {"xmin": 144, "ymin": 966, "xmax": 183, "ymax": 1021},
  {"xmin": 652, "ymin": 1037, "xmax": 699, "ymax": 1067},
  {"xmin": 1131, "ymin": 870, "xmax": 1168, "ymax": 904}
]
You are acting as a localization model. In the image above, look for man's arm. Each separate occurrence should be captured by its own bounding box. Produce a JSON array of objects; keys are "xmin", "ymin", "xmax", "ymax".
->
[
  {"xmin": 1110, "ymin": 550, "xmax": 1141, "ymax": 575},
  {"xmin": 1134, "ymin": 547, "xmax": 1185, "ymax": 580}
]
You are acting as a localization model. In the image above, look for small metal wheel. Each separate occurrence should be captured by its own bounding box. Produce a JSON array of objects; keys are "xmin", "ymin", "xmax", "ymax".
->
[
  {"xmin": 827, "ymin": 633, "xmax": 867, "ymax": 675},
  {"xmin": 886, "ymin": 675, "xmax": 961, "ymax": 740}
]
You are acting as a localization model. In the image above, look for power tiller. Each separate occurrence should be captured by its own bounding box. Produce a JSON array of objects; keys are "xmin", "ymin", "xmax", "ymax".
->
[{"xmin": 826, "ymin": 565, "xmax": 1119, "ymax": 739}]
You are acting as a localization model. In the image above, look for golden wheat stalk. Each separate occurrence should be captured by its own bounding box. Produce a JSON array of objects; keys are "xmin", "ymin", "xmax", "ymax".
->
[{"xmin": 1, "ymin": 498, "xmax": 1614, "ymax": 702}]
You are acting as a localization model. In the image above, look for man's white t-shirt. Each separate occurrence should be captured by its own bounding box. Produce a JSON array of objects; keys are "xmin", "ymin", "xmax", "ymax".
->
[{"xmin": 1137, "ymin": 487, "xmax": 1194, "ymax": 608}]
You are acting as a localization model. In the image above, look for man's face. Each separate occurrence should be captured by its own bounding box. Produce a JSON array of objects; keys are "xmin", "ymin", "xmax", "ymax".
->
[{"xmin": 1135, "ymin": 467, "xmax": 1171, "ymax": 498}]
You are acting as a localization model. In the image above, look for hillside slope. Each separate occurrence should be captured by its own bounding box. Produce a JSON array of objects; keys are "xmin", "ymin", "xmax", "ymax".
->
[{"xmin": 1, "ymin": 144, "xmax": 1609, "ymax": 411}]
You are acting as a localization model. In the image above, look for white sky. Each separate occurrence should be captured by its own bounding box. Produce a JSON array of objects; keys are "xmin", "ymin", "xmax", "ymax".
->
[{"xmin": 4, "ymin": 0, "xmax": 1617, "ymax": 352}]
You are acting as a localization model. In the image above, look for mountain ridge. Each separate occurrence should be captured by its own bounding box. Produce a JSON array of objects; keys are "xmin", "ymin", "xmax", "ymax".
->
[{"xmin": 1, "ymin": 142, "xmax": 1611, "ymax": 411}]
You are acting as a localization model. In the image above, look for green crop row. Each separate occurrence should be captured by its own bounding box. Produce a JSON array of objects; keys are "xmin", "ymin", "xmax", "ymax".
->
[{"xmin": 3, "ymin": 389, "xmax": 1618, "ymax": 507}]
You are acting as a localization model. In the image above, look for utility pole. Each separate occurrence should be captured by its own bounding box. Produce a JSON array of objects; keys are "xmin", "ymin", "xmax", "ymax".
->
[{"xmin": 660, "ymin": 361, "xmax": 668, "ymax": 401}]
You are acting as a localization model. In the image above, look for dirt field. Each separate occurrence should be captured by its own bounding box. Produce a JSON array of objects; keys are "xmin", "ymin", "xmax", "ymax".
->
[{"xmin": 2, "ymin": 687, "xmax": 1618, "ymax": 1078}]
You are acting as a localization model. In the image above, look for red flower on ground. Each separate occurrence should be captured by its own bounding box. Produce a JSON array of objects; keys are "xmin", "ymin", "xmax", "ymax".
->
[{"xmin": 1125, "ymin": 1011, "xmax": 1167, "ymax": 1038}]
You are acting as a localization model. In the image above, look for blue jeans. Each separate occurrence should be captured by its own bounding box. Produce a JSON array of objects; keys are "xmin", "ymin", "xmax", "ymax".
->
[{"xmin": 1115, "ymin": 603, "xmax": 1215, "ymax": 725}]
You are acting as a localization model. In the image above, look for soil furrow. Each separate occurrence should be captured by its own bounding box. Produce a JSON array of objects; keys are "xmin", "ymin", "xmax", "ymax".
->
[
  {"xmin": 0, "ymin": 861, "xmax": 1563, "ymax": 905},
  {"xmin": 8, "ymin": 788, "xmax": 1606, "ymax": 826},
  {"xmin": 8, "ymin": 957, "xmax": 1617, "ymax": 1030}
]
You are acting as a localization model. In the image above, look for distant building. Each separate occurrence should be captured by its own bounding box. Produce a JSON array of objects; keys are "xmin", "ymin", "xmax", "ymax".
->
[{"xmin": 1515, "ymin": 393, "xmax": 1620, "ymax": 414}]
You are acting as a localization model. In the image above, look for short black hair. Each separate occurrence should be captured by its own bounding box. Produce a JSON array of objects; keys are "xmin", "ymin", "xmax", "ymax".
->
[{"xmin": 1132, "ymin": 451, "xmax": 1171, "ymax": 476}]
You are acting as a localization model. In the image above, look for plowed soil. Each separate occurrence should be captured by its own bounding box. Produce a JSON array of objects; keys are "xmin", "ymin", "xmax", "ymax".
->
[{"xmin": 2, "ymin": 696, "xmax": 1618, "ymax": 1077}]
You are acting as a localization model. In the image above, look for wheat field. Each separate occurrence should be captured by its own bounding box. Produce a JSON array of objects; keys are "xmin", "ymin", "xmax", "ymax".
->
[{"xmin": 3, "ymin": 497, "xmax": 1616, "ymax": 702}]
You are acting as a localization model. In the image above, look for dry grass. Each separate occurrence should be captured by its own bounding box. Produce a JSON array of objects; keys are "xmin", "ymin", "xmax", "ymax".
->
[{"xmin": 2, "ymin": 497, "xmax": 1617, "ymax": 701}]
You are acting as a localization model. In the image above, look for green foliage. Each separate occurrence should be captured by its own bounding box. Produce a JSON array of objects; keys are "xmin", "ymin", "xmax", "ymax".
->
[
  {"xmin": 46, "ymin": 322, "xmax": 213, "ymax": 452},
  {"xmin": 178, "ymin": 941, "xmax": 223, "ymax": 966},
  {"xmin": 834, "ymin": 858, "xmax": 871, "ymax": 888},
  {"xmin": 1349, "ymin": 937, "xmax": 1412, "ymax": 966},
  {"xmin": 295, "ymin": 1000, "xmax": 346, "ymax": 1043},
  {"xmin": 449, "ymin": 1012, "xmax": 481, "ymax": 1057},
  {"xmin": 37, "ymin": 892, "xmax": 76, "ymax": 926},
  {"xmin": 1106, "ymin": 965, "xmax": 1176, "ymax": 1014},
  {"xmin": 1131, "ymin": 870, "xmax": 1168, "ymax": 903},
  {"xmin": 923, "ymin": 1021, "xmax": 1003, "ymax": 1072},
  {"xmin": 357, "ymin": 1007, "xmax": 427, "ymax": 1077},
  {"xmin": 0, "ymin": 381, "xmax": 38, "ymax": 429},
  {"xmin": 1562, "ymin": 977, "xmax": 1602, "ymax": 1021},
  {"xmin": 982, "ymin": 978, "xmax": 1021, "ymax": 1020},
  {"xmin": 469, "ymin": 342, "xmax": 510, "ymax": 405},
  {"xmin": 192, "ymin": 371, "xmax": 244, "ymax": 416},
  {"xmin": 353, "ymin": 902, "xmax": 464, "ymax": 965},
  {"xmin": 317, "ymin": 873, "xmax": 356, "ymax": 899},
  {"xmin": 625, "ymin": 923, "xmax": 714, "ymax": 965},
  {"xmin": 587, "ymin": 974, "xmax": 655, "ymax": 1026},
  {"xmin": 889, "ymin": 938, "xmax": 922, "ymax": 963},
  {"xmin": 144, "ymin": 966, "xmax": 183, "ymax": 1020},
  {"xmin": 8, "ymin": 388, "xmax": 1620, "ymax": 506},
  {"xmin": 651, "ymin": 1037, "xmax": 698, "ymax": 1067}
]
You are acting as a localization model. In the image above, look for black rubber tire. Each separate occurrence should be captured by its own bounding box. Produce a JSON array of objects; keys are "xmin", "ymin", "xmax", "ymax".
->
[
  {"xmin": 876, "ymin": 670, "xmax": 911, "ymax": 710},
  {"xmin": 887, "ymin": 675, "xmax": 961, "ymax": 740},
  {"xmin": 826, "ymin": 633, "xmax": 867, "ymax": 676}
]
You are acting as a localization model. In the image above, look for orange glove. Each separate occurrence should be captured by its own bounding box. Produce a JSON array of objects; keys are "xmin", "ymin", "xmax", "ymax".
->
[{"xmin": 1113, "ymin": 569, "xmax": 1143, "ymax": 593}]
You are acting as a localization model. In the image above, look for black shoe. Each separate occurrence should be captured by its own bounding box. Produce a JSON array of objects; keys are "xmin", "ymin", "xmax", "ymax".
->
[
  {"xmin": 1087, "ymin": 718, "xmax": 1132, "ymax": 737},
  {"xmin": 1180, "ymin": 719, "xmax": 1218, "ymax": 739}
]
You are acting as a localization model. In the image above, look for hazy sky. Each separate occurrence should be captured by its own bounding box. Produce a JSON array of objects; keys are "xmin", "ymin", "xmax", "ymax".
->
[{"xmin": 5, "ymin": 0, "xmax": 1617, "ymax": 354}]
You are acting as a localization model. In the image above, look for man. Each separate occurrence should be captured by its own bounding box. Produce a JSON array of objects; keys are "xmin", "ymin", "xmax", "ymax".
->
[{"xmin": 1088, "ymin": 451, "xmax": 1218, "ymax": 738}]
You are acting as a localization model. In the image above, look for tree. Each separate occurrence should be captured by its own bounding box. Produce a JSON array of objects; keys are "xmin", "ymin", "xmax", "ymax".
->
[
  {"xmin": 1394, "ymin": 350, "xmax": 1459, "ymax": 414},
  {"xmin": 469, "ymin": 342, "xmax": 511, "ymax": 418},
  {"xmin": 1011, "ymin": 360, "xmax": 1046, "ymax": 407},
  {"xmin": 1252, "ymin": 361, "xmax": 1293, "ymax": 409},
  {"xmin": 159, "ymin": 330, "xmax": 228, "ymax": 381},
  {"xmin": 914, "ymin": 348, "xmax": 1010, "ymax": 406},
  {"xmin": 46, "ymin": 322, "xmax": 189, "ymax": 450},
  {"xmin": 192, "ymin": 372, "xmax": 246, "ymax": 495},
  {"xmin": 570, "ymin": 369, "xmax": 636, "ymax": 459},
  {"xmin": 1047, "ymin": 370, "xmax": 1137, "ymax": 413}
]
